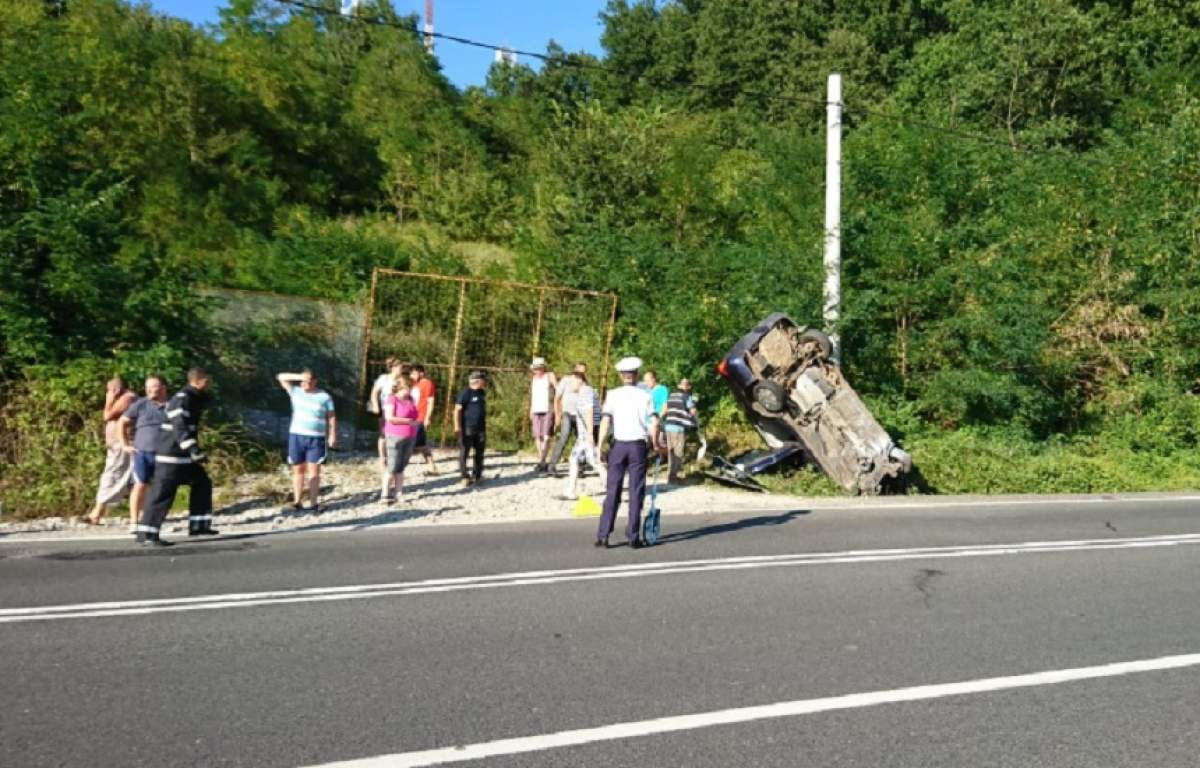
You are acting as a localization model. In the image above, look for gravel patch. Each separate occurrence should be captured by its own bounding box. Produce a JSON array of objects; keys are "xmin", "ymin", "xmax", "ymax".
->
[{"xmin": 0, "ymin": 449, "xmax": 799, "ymax": 540}]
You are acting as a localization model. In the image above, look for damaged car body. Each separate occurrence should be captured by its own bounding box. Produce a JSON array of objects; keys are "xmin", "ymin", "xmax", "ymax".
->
[{"xmin": 712, "ymin": 313, "xmax": 912, "ymax": 495}]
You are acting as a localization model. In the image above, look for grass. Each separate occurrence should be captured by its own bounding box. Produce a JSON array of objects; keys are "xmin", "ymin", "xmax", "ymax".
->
[{"xmin": 755, "ymin": 428, "xmax": 1200, "ymax": 497}]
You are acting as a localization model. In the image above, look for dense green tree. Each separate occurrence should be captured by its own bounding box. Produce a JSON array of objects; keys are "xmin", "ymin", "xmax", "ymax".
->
[{"xmin": 4, "ymin": 0, "xmax": 1200, "ymax": 508}]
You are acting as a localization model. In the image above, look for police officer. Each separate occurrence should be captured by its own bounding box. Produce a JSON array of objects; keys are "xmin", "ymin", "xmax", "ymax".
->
[
  {"xmin": 135, "ymin": 367, "xmax": 217, "ymax": 546},
  {"xmin": 596, "ymin": 356, "xmax": 663, "ymax": 549}
]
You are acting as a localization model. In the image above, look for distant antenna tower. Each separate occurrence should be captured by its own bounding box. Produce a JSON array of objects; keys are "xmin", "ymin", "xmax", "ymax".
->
[{"xmin": 424, "ymin": 0, "xmax": 434, "ymax": 53}]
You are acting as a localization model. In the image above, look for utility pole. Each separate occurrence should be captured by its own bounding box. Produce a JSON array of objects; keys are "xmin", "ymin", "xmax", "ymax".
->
[
  {"xmin": 823, "ymin": 73, "xmax": 843, "ymax": 362},
  {"xmin": 424, "ymin": 0, "xmax": 434, "ymax": 53}
]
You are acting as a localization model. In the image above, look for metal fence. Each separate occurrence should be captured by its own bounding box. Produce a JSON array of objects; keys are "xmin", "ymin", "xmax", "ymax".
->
[
  {"xmin": 360, "ymin": 269, "xmax": 618, "ymax": 450},
  {"xmin": 203, "ymin": 287, "xmax": 365, "ymax": 448}
]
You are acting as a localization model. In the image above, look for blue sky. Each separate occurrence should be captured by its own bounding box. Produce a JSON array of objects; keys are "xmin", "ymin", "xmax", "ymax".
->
[{"xmin": 144, "ymin": 0, "xmax": 609, "ymax": 89}]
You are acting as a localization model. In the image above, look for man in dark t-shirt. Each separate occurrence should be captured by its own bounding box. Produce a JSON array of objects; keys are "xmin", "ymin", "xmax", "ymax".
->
[
  {"xmin": 454, "ymin": 371, "xmax": 487, "ymax": 486},
  {"xmin": 118, "ymin": 375, "xmax": 169, "ymax": 529}
]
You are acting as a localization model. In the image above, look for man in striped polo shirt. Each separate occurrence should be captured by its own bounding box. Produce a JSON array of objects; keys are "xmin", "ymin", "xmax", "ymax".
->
[{"xmin": 277, "ymin": 369, "xmax": 337, "ymax": 513}]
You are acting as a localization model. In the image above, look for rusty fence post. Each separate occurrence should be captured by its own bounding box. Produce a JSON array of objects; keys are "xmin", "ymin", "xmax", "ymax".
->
[
  {"xmin": 440, "ymin": 279, "xmax": 468, "ymax": 448},
  {"xmin": 531, "ymin": 287, "xmax": 546, "ymax": 357},
  {"xmin": 599, "ymin": 293, "xmax": 619, "ymax": 403},
  {"xmin": 355, "ymin": 268, "xmax": 381, "ymax": 451}
]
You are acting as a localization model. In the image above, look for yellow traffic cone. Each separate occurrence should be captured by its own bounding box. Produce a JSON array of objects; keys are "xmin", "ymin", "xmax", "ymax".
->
[{"xmin": 572, "ymin": 495, "xmax": 601, "ymax": 517}]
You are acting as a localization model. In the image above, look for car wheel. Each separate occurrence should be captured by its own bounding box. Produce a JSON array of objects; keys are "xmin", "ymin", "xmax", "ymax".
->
[
  {"xmin": 799, "ymin": 329, "xmax": 833, "ymax": 361},
  {"xmin": 752, "ymin": 381, "xmax": 787, "ymax": 413}
]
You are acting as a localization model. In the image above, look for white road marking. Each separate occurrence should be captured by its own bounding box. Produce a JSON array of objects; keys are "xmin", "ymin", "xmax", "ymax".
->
[
  {"xmin": 3, "ymin": 493, "xmax": 1200, "ymax": 545},
  {"xmin": 3, "ymin": 533, "xmax": 1200, "ymax": 624},
  {"xmin": 302, "ymin": 652, "xmax": 1200, "ymax": 767}
]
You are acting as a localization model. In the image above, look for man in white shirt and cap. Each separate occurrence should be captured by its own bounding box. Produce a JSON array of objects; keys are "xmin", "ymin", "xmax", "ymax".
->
[{"xmin": 596, "ymin": 355, "xmax": 663, "ymax": 549}]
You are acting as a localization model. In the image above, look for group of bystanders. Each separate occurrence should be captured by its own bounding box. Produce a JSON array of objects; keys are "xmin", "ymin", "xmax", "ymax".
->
[{"xmin": 87, "ymin": 353, "xmax": 701, "ymax": 549}]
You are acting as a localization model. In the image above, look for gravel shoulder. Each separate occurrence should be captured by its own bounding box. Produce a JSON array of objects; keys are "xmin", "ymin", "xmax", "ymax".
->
[
  {"xmin": 0, "ymin": 449, "xmax": 798, "ymax": 540},
  {"xmin": 5, "ymin": 449, "xmax": 1197, "ymax": 542}
]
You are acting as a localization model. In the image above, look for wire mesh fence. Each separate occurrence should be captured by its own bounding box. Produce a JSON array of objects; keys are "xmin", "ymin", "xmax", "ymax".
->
[
  {"xmin": 361, "ymin": 269, "xmax": 618, "ymax": 450},
  {"xmin": 203, "ymin": 287, "xmax": 365, "ymax": 448}
]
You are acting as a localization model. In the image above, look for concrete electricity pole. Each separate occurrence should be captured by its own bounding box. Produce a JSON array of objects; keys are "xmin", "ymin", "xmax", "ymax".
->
[
  {"xmin": 424, "ymin": 0, "xmax": 434, "ymax": 53},
  {"xmin": 823, "ymin": 73, "xmax": 843, "ymax": 362}
]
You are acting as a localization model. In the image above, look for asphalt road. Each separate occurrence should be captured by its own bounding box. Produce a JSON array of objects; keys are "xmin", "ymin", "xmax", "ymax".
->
[{"xmin": 2, "ymin": 496, "xmax": 1199, "ymax": 767}]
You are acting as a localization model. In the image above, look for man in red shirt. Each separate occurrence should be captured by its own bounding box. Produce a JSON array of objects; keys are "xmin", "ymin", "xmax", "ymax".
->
[{"xmin": 409, "ymin": 364, "xmax": 440, "ymax": 475}]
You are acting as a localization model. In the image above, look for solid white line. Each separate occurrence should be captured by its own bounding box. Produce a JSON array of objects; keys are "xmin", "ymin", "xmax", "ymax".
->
[
  {"xmin": 6, "ymin": 531, "xmax": 1198, "ymax": 617},
  {"xmin": 303, "ymin": 652, "xmax": 1200, "ymax": 767},
  {"xmin": 2, "ymin": 533, "xmax": 1200, "ymax": 624},
  {"xmin": 4, "ymin": 493, "xmax": 1200, "ymax": 545}
]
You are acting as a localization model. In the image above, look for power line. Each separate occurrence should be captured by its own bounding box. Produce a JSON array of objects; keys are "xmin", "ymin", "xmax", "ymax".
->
[
  {"xmin": 266, "ymin": 0, "xmax": 1130, "ymax": 174},
  {"xmin": 271, "ymin": 0, "xmax": 609, "ymax": 71}
]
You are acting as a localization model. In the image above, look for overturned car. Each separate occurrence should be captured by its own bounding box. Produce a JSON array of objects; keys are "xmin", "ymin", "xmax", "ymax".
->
[{"xmin": 712, "ymin": 313, "xmax": 911, "ymax": 495}]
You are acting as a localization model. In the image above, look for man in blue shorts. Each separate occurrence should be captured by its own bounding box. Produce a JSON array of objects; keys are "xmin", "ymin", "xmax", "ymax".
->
[
  {"xmin": 118, "ymin": 374, "xmax": 169, "ymax": 531},
  {"xmin": 277, "ymin": 369, "xmax": 337, "ymax": 513}
]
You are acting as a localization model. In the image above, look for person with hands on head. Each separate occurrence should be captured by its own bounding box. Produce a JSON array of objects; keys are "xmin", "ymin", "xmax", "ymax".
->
[
  {"xmin": 86, "ymin": 376, "xmax": 137, "ymax": 526},
  {"xmin": 595, "ymin": 356, "xmax": 664, "ymax": 550},
  {"xmin": 277, "ymin": 369, "xmax": 337, "ymax": 514},
  {"xmin": 135, "ymin": 368, "xmax": 216, "ymax": 546}
]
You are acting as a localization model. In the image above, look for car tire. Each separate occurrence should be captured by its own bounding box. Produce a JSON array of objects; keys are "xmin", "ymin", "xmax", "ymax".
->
[
  {"xmin": 752, "ymin": 381, "xmax": 787, "ymax": 413},
  {"xmin": 799, "ymin": 329, "xmax": 833, "ymax": 361}
]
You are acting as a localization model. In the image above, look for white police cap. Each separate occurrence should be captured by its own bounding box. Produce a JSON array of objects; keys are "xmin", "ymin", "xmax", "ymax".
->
[{"xmin": 615, "ymin": 356, "xmax": 643, "ymax": 373}]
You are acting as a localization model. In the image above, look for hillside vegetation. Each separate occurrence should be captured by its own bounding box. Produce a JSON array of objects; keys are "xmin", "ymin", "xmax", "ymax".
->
[{"xmin": 3, "ymin": 0, "xmax": 1200, "ymax": 515}]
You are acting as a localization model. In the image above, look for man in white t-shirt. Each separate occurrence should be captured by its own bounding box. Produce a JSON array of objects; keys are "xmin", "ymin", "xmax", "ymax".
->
[{"xmin": 596, "ymin": 356, "xmax": 662, "ymax": 549}]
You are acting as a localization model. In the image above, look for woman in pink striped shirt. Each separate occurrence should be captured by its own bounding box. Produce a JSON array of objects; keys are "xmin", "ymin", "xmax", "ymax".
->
[{"xmin": 381, "ymin": 379, "xmax": 420, "ymax": 503}]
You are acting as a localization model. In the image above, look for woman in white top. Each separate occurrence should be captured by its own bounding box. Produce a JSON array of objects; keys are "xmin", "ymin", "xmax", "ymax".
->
[{"xmin": 529, "ymin": 357, "xmax": 558, "ymax": 473}]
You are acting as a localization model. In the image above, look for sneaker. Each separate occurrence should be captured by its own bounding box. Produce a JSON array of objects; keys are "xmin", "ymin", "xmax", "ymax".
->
[
  {"xmin": 140, "ymin": 536, "xmax": 173, "ymax": 547},
  {"xmin": 460, "ymin": 477, "xmax": 472, "ymax": 488}
]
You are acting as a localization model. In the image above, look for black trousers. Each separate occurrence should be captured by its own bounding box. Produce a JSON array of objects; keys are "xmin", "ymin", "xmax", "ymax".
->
[
  {"xmin": 139, "ymin": 461, "xmax": 213, "ymax": 537},
  {"xmin": 458, "ymin": 431, "xmax": 485, "ymax": 480}
]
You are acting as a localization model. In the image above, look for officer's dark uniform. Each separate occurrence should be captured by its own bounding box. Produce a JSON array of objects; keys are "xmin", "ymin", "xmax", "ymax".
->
[{"xmin": 135, "ymin": 384, "xmax": 216, "ymax": 544}]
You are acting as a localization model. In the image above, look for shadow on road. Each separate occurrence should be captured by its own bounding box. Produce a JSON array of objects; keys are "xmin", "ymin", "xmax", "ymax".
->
[{"xmin": 654, "ymin": 509, "xmax": 810, "ymax": 546}]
